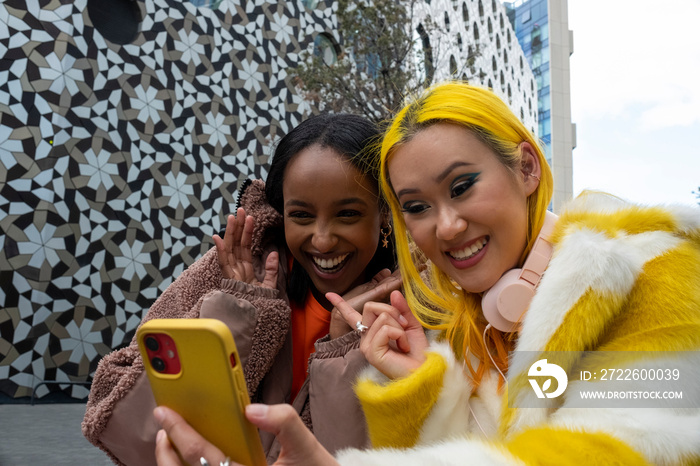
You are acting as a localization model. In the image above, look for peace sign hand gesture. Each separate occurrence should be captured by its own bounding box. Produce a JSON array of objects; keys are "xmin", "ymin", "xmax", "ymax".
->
[{"xmin": 213, "ymin": 207, "xmax": 279, "ymax": 289}]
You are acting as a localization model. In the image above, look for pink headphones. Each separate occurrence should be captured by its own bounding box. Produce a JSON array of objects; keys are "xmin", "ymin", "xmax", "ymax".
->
[{"xmin": 482, "ymin": 211, "xmax": 558, "ymax": 333}]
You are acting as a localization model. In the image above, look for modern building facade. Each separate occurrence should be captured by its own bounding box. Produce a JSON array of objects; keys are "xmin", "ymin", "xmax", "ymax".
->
[
  {"xmin": 0, "ymin": 0, "xmax": 339, "ymax": 401},
  {"xmin": 415, "ymin": 0, "xmax": 538, "ymax": 133},
  {"xmin": 504, "ymin": 0, "xmax": 575, "ymax": 212},
  {"xmin": 0, "ymin": 0, "xmax": 539, "ymax": 401}
]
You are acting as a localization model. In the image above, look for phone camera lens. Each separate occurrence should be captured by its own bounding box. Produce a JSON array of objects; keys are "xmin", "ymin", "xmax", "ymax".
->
[
  {"xmin": 145, "ymin": 336, "xmax": 159, "ymax": 352},
  {"xmin": 151, "ymin": 357, "xmax": 166, "ymax": 372}
]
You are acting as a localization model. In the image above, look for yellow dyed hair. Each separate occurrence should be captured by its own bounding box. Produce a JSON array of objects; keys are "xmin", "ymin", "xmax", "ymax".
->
[{"xmin": 379, "ymin": 81, "xmax": 554, "ymax": 383}]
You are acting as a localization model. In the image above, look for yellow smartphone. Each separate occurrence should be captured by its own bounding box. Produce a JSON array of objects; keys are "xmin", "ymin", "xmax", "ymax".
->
[{"xmin": 136, "ymin": 318, "xmax": 266, "ymax": 466}]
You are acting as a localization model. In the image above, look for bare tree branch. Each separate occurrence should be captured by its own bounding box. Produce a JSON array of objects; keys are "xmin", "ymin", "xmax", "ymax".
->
[{"xmin": 293, "ymin": 0, "xmax": 482, "ymax": 123}]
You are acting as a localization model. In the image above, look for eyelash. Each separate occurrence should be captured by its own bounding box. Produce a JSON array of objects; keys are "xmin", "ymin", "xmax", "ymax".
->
[
  {"xmin": 450, "ymin": 173, "xmax": 479, "ymax": 198},
  {"xmin": 287, "ymin": 210, "xmax": 362, "ymax": 219},
  {"xmin": 288, "ymin": 211, "xmax": 311, "ymax": 219},
  {"xmin": 400, "ymin": 173, "xmax": 480, "ymax": 215},
  {"xmin": 401, "ymin": 203, "xmax": 428, "ymax": 215}
]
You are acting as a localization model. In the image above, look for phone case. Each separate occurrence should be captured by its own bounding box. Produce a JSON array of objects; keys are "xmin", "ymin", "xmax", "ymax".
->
[{"xmin": 137, "ymin": 318, "xmax": 266, "ymax": 466}]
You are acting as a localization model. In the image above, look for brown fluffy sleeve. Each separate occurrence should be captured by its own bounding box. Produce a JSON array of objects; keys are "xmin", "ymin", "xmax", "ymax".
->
[{"xmin": 81, "ymin": 247, "xmax": 222, "ymax": 463}]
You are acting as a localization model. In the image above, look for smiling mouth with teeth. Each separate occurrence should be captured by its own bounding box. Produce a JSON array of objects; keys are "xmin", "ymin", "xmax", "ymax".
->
[
  {"xmin": 447, "ymin": 237, "xmax": 488, "ymax": 261},
  {"xmin": 312, "ymin": 253, "xmax": 349, "ymax": 273}
]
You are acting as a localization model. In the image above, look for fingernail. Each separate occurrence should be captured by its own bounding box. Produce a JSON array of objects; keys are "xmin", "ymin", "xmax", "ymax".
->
[
  {"xmin": 153, "ymin": 406, "xmax": 165, "ymax": 423},
  {"xmin": 156, "ymin": 429, "xmax": 166, "ymax": 443},
  {"xmin": 399, "ymin": 315, "xmax": 408, "ymax": 326},
  {"xmin": 245, "ymin": 404, "xmax": 268, "ymax": 418}
]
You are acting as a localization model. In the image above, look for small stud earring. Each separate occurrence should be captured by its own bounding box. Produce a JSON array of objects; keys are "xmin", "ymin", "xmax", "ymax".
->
[{"xmin": 380, "ymin": 224, "xmax": 392, "ymax": 248}]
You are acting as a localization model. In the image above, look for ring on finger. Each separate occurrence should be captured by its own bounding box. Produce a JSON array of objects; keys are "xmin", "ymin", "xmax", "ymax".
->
[{"xmin": 355, "ymin": 321, "xmax": 369, "ymax": 334}]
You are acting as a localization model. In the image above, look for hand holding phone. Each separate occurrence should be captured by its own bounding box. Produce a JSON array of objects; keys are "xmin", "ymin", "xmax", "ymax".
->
[
  {"xmin": 155, "ymin": 403, "xmax": 340, "ymax": 466},
  {"xmin": 137, "ymin": 318, "xmax": 266, "ymax": 466}
]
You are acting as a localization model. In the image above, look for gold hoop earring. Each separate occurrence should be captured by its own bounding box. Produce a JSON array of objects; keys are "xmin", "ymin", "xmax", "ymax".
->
[{"xmin": 380, "ymin": 224, "xmax": 392, "ymax": 249}]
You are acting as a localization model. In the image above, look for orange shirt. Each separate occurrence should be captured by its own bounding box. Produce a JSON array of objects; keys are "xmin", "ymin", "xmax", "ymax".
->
[{"xmin": 290, "ymin": 291, "xmax": 331, "ymax": 401}]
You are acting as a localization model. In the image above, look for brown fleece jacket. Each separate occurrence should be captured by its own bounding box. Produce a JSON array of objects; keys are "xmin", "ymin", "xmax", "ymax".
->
[
  {"xmin": 82, "ymin": 180, "xmax": 289, "ymax": 462},
  {"xmin": 82, "ymin": 180, "xmax": 370, "ymax": 465}
]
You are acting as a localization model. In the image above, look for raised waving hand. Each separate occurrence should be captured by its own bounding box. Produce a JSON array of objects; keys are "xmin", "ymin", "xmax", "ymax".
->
[{"xmin": 213, "ymin": 207, "xmax": 278, "ymax": 289}]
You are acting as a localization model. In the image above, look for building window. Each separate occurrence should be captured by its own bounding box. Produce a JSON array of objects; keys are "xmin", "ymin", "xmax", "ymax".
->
[
  {"xmin": 450, "ymin": 55, "xmax": 458, "ymax": 75},
  {"xmin": 462, "ymin": 2, "xmax": 469, "ymax": 23},
  {"xmin": 302, "ymin": 0, "xmax": 320, "ymax": 9},
  {"xmin": 478, "ymin": 0, "xmax": 484, "ymax": 20},
  {"xmin": 522, "ymin": 9, "xmax": 531, "ymax": 23},
  {"xmin": 444, "ymin": 11, "xmax": 450, "ymax": 31},
  {"xmin": 452, "ymin": 0, "xmax": 459, "ymax": 10},
  {"xmin": 457, "ymin": 32, "xmax": 463, "ymax": 50},
  {"xmin": 87, "ymin": 0, "xmax": 141, "ymax": 45},
  {"xmin": 531, "ymin": 25, "xmax": 542, "ymax": 52},
  {"xmin": 314, "ymin": 34, "xmax": 338, "ymax": 66},
  {"xmin": 357, "ymin": 52, "xmax": 382, "ymax": 78},
  {"xmin": 188, "ymin": 0, "xmax": 223, "ymax": 7},
  {"xmin": 473, "ymin": 22, "xmax": 479, "ymax": 41},
  {"xmin": 415, "ymin": 23, "xmax": 434, "ymax": 84}
]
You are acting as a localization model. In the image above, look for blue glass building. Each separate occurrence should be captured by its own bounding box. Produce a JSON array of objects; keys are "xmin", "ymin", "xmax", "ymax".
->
[
  {"xmin": 506, "ymin": 0, "xmax": 551, "ymax": 162},
  {"xmin": 505, "ymin": 0, "xmax": 575, "ymax": 212}
]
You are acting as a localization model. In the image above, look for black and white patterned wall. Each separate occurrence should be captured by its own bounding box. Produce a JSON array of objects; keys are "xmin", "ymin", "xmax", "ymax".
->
[{"xmin": 0, "ymin": 0, "xmax": 337, "ymax": 400}]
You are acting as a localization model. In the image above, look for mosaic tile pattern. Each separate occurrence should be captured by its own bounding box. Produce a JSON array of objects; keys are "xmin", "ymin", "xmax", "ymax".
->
[{"xmin": 0, "ymin": 0, "xmax": 338, "ymax": 399}]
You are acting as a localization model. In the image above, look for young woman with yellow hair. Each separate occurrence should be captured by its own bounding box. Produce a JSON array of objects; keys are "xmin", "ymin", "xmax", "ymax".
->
[{"xmin": 154, "ymin": 82, "xmax": 700, "ymax": 466}]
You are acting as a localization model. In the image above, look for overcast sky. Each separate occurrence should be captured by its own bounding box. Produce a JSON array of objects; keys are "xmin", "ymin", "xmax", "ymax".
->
[{"xmin": 567, "ymin": 0, "xmax": 700, "ymax": 207}]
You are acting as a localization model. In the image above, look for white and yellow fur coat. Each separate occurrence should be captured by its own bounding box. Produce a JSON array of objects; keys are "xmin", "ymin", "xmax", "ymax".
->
[{"xmin": 337, "ymin": 192, "xmax": 700, "ymax": 465}]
